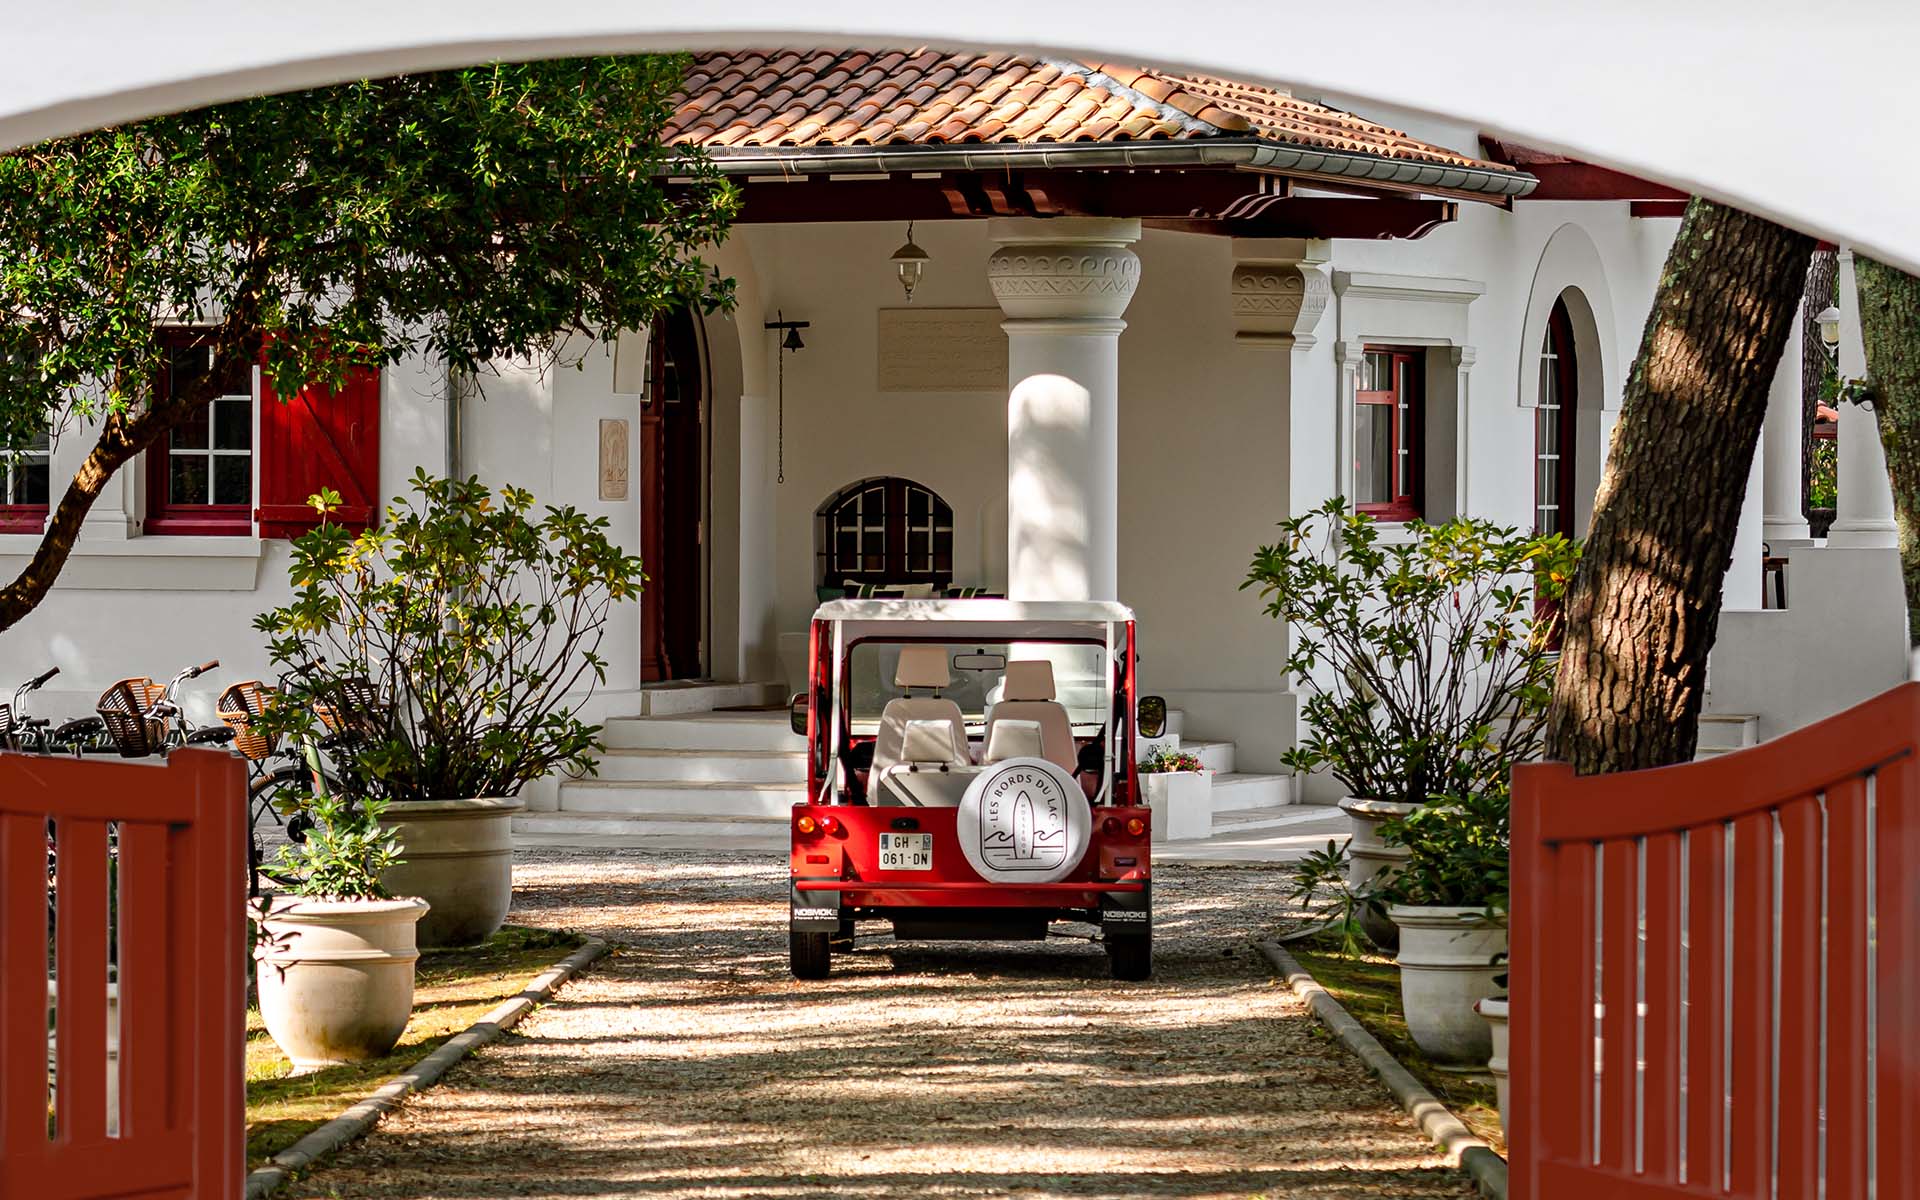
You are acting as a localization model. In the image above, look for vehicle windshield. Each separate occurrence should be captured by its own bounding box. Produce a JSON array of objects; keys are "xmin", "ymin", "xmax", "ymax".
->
[{"xmin": 847, "ymin": 640, "xmax": 1110, "ymax": 737}]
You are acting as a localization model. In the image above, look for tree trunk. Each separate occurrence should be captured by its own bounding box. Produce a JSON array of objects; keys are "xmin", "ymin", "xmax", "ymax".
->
[
  {"xmin": 1853, "ymin": 254, "xmax": 1920, "ymax": 647},
  {"xmin": 1803, "ymin": 248, "xmax": 1838, "ymax": 520},
  {"xmin": 1546, "ymin": 199, "xmax": 1813, "ymax": 774}
]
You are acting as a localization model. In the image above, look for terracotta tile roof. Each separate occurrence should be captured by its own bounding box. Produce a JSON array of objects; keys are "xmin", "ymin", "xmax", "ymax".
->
[{"xmin": 666, "ymin": 50, "xmax": 1512, "ymax": 175}]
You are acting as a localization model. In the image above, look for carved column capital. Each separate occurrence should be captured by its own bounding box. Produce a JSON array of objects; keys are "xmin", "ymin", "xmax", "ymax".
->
[
  {"xmin": 1230, "ymin": 241, "xmax": 1331, "ymax": 349},
  {"xmin": 987, "ymin": 218, "xmax": 1142, "ymax": 322}
]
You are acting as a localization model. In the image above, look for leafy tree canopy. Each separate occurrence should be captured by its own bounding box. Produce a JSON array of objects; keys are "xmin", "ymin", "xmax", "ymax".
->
[{"xmin": 0, "ymin": 54, "xmax": 736, "ymax": 627}]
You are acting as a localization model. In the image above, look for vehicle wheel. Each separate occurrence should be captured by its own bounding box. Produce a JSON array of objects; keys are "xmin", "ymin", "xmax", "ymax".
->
[
  {"xmin": 831, "ymin": 915, "xmax": 856, "ymax": 948},
  {"xmin": 1107, "ymin": 931, "xmax": 1152, "ymax": 981},
  {"xmin": 790, "ymin": 929, "xmax": 831, "ymax": 979}
]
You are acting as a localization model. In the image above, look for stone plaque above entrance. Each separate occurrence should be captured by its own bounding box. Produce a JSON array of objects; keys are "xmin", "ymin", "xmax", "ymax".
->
[{"xmin": 877, "ymin": 307, "xmax": 1008, "ymax": 392}]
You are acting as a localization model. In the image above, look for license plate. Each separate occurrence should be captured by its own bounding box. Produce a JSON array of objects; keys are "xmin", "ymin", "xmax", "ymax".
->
[{"xmin": 878, "ymin": 832, "xmax": 933, "ymax": 870}]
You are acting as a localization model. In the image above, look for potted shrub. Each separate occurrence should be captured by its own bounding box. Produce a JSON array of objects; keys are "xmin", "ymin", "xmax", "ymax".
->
[
  {"xmin": 256, "ymin": 472, "xmax": 644, "ymax": 947},
  {"xmin": 1376, "ymin": 789, "xmax": 1510, "ymax": 1068},
  {"xmin": 1244, "ymin": 498, "xmax": 1572, "ymax": 948},
  {"xmin": 1476, "ymin": 956, "xmax": 1510, "ymax": 1133},
  {"xmin": 253, "ymin": 786, "xmax": 428, "ymax": 1073},
  {"xmin": 1137, "ymin": 746, "xmax": 1210, "ymax": 841}
]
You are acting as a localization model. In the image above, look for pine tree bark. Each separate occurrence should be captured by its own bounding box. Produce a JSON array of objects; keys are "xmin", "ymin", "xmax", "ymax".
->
[
  {"xmin": 1546, "ymin": 199, "xmax": 1813, "ymax": 773},
  {"xmin": 1853, "ymin": 254, "xmax": 1920, "ymax": 646},
  {"xmin": 1803, "ymin": 248, "xmax": 1838, "ymax": 520}
]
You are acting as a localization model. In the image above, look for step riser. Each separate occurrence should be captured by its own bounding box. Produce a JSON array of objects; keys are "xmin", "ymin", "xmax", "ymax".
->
[
  {"xmin": 602, "ymin": 719, "xmax": 806, "ymax": 752},
  {"xmin": 594, "ymin": 753, "xmax": 807, "ymax": 784},
  {"xmin": 1190, "ymin": 742, "xmax": 1236, "ymax": 775},
  {"xmin": 1210, "ymin": 777, "xmax": 1291, "ymax": 813},
  {"xmin": 559, "ymin": 784, "xmax": 805, "ymax": 819},
  {"xmin": 639, "ymin": 682, "xmax": 787, "ymax": 717}
]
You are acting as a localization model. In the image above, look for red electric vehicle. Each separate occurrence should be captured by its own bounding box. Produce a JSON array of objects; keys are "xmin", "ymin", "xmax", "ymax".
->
[{"xmin": 787, "ymin": 599, "xmax": 1160, "ymax": 980}]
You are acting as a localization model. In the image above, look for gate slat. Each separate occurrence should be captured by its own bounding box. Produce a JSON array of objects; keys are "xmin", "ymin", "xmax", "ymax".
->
[
  {"xmin": 1775, "ymin": 795, "xmax": 1822, "ymax": 1199},
  {"xmin": 1684, "ymin": 822, "xmax": 1726, "ymax": 1190},
  {"xmin": 1538, "ymin": 831, "xmax": 1597, "ymax": 1171},
  {"xmin": 1874, "ymin": 754, "xmax": 1920, "ymax": 1200},
  {"xmin": 1599, "ymin": 838, "xmax": 1636, "ymax": 1172},
  {"xmin": 0, "ymin": 810, "xmax": 49, "ymax": 1157},
  {"xmin": 52, "ymin": 817, "xmax": 111, "ymax": 1148},
  {"xmin": 115, "ymin": 822, "xmax": 170, "ymax": 1140},
  {"xmin": 1827, "ymin": 775, "xmax": 1871, "ymax": 1200},
  {"xmin": 1639, "ymin": 831, "xmax": 1683, "ymax": 1183},
  {"xmin": 1727, "ymin": 811, "xmax": 1774, "ymax": 1196}
]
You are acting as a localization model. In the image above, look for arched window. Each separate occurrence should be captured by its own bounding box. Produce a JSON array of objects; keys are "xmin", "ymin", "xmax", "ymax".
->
[
  {"xmin": 816, "ymin": 476, "xmax": 953, "ymax": 588},
  {"xmin": 1535, "ymin": 298, "xmax": 1579, "ymax": 537}
]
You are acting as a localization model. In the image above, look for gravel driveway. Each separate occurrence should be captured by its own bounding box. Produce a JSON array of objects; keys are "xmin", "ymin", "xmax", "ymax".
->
[{"xmin": 285, "ymin": 849, "xmax": 1472, "ymax": 1199}]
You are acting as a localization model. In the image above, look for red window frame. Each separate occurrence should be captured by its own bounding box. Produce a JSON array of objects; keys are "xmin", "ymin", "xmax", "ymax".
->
[
  {"xmin": 144, "ymin": 330, "xmax": 253, "ymax": 537},
  {"xmin": 1534, "ymin": 299, "xmax": 1580, "ymax": 537},
  {"xmin": 0, "ymin": 430, "xmax": 51, "ymax": 534},
  {"xmin": 1355, "ymin": 346, "xmax": 1423, "ymax": 521}
]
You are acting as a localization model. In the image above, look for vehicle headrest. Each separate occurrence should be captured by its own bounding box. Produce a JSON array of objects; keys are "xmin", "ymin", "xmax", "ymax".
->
[
  {"xmin": 894, "ymin": 644, "xmax": 952, "ymax": 690},
  {"xmin": 1003, "ymin": 660, "xmax": 1056, "ymax": 702}
]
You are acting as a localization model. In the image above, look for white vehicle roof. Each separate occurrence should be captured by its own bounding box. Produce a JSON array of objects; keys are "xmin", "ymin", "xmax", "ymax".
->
[{"xmin": 812, "ymin": 598, "xmax": 1134, "ymax": 641}]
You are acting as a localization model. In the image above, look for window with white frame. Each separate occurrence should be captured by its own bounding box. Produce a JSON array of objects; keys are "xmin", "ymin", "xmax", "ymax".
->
[
  {"xmin": 0, "ymin": 426, "xmax": 50, "ymax": 532},
  {"xmin": 1534, "ymin": 299, "xmax": 1578, "ymax": 537},
  {"xmin": 145, "ymin": 334, "xmax": 254, "ymax": 535}
]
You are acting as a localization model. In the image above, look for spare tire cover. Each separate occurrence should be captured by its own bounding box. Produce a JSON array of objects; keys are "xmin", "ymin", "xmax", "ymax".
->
[{"xmin": 956, "ymin": 756, "xmax": 1092, "ymax": 884}]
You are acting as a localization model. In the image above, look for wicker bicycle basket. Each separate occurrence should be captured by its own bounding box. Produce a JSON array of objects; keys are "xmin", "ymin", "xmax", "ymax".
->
[
  {"xmin": 96, "ymin": 677, "xmax": 167, "ymax": 757},
  {"xmin": 217, "ymin": 680, "xmax": 279, "ymax": 761},
  {"xmin": 311, "ymin": 675, "xmax": 387, "ymax": 742}
]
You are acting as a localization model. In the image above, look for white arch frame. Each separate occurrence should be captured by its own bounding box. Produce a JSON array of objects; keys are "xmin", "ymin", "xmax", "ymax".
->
[
  {"xmin": 0, "ymin": 4, "xmax": 1915, "ymax": 266},
  {"xmin": 1518, "ymin": 225, "xmax": 1617, "ymax": 535}
]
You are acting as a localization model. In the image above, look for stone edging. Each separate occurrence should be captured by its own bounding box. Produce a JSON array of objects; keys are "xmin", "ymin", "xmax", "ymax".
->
[
  {"xmin": 1257, "ymin": 940, "xmax": 1508, "ymax": 1200},
  {"xmin": 244, "ymin": 935, "xmax": 612, "ymax": 1199}
]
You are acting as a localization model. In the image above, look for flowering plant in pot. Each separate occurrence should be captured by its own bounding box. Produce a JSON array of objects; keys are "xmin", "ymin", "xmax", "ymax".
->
[
  {"xmin": 253, "ymin": 785, "xmax": 427, "ymax": 1073},
  {"xmin": 1374, "ymin": 789, "xmax": 1510, "ymax": 1069},
  {"xmin": 1244, "ymin": 498, "xmax": 1572, "ymax": 946},
  {"xmin": 1136, "ymin": 747, "xmax": 1210, "ymax": 842},
  {"xmin": 255, "ymin": 471, "xmax": 644, "ymax": 946}
]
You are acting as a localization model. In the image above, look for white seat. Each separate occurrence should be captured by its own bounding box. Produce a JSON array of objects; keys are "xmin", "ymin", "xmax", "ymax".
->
[
  {"xmin": 983, "ymin": 718, "xmax": 1043, "ymax": 763},
  {"xmin": 983, "ymin": 660, "xmax": 1076, "ymax": 772},
  {"xmin": 871, "ymin": 645, "xmax": 969, "ymax": 805}
]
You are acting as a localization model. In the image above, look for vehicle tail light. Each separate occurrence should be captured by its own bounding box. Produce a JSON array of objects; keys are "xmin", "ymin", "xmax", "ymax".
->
[
  {"xmin": 818, "ymin": 814, "xmax": 838, "ymax": 834},
  {"xmin": 1126, "ymin": 817, "xmax": 1146, "ymax": 837},
  {"xmin": 1102, "ymin": 816, "xmax": 1121, "ymax": 836},
  {"xmin": 796, "ymin": 814, "xmax": 817, "ymax": 835}
]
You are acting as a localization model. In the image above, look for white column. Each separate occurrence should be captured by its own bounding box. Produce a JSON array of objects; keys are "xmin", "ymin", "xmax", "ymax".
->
[
  {"xmin": 1827, "ymin": 248, "xmax": 1899, "ymax": 548},
  {"xmin": 1761, "ymin": 302, "xmax": 1811, "ymax": 545},
  {"xmin": 988, "ymin": 218, "xmax": 1140, "ymax": 601}
]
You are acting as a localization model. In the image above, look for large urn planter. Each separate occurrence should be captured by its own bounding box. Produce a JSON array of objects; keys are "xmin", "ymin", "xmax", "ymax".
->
[
  {"xmin": 1142, "ymin": 770, "xmax": 1213, "ymax": 842},
  {"xmin": 254, "ymin": 896, "xmax": 429, "ymax": 1073},
  {"xmin": 1390, "ymin": 904, "xmax": 1508, "ymax": 1068},
  {"xmin": 1340, "ymin": 797, "xmax": 1416, "ymax": 949},
  {"xmin": 379, "ymin": 797, "xmax": 522, "ymax": 948},
  {"xmin": 1476, "ymin": 997, "xmax": 1510, "ymax": 1132}
]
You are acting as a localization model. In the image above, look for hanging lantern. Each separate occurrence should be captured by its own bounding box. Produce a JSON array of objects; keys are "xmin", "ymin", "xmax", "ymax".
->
[{"xmin": 890, "ymin": 222, "xmax": 930, "ymax": 302}]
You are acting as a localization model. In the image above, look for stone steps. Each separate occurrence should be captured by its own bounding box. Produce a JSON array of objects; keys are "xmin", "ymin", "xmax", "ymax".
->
[
  {"xmin": 513, "ymin": 811, "xmax": 788, "ymax": 843},
  {"xmin": 558, "ymin": 777, "xmax": 805, "ymax": 819},
  {"xmin": 592, "ymin": 746, "xmax": 808, "ymax": 784},
  {"xmin": 601, "ymin": 711, "xmax": 806, "ymax": 752},
  {"xmin": 1209, "ymin": 771, "xmax": 1291, "ymax": 813},
  {"xmin": 634, "ymin": 680, "xmax": 788, "ymax": 716}
]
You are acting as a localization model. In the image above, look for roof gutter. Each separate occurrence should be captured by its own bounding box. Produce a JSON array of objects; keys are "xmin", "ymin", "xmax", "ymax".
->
[{"xmin": 697, "ymin": 139, "xmax": 1537, "ymax": 200}]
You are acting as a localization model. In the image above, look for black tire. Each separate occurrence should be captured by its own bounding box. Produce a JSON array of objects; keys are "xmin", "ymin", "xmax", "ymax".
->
[
  {"xmin": 831, "ymin": 915, "xmax": 856, "ymax": 948},
  {"xmin": 1107, "ymin": 930, "xmax": 1152, "ymax": 981},
  {"xmin": 790, "ymin": 929, "xmax": 832, "ymax": 979}
]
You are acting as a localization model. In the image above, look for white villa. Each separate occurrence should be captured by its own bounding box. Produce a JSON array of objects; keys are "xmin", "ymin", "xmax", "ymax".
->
[{"xmin": 0, "ymin": 49, "xmax": 1903, "ymax": 828}]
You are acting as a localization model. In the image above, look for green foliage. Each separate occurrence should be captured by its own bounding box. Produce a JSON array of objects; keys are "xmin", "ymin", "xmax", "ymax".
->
[
  {"xmin": 253, "ymin": 471, "xmax": 645, "ymax": 802},
  {"xmin": 272, "ymin": 788, "xmax": 400, "ymax": 902},
  {"xmin": 1374, "ymin": 789, "xmax": 1511, "ymax": 914},
  {"xmin": 0, "ymin": 55, "xmax": 734, "ymax": 617},
  {"xmin": 1285, "ymin": 839, "xmax": 1371, "ymax": 958},
  {"xmin": 1243, "ymin": 498, "xmax": 1579, "ymax": 806},
  {"xmin": 1811, "ymin": 436, "xmax": 1838, "ymax": 510},
  {"xmin": 1137, "ymin": 746, "xmax": 1204, "ymax": 774}
]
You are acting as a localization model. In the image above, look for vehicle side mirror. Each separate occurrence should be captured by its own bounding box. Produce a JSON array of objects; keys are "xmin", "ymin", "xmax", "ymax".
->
[
  {"xmin": 789, "ymin": 692, "xmax": 809, "ymax": 737},
  {"xmin": 1137, "ymin": 695, "xmax": 1167, "ymax": 739}
]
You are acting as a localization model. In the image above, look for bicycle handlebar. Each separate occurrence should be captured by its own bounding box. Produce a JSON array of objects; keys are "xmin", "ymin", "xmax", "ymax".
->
[
  {"xmin": 190, "ymin": 659, "xmax": 219, "ymax": 678},
  {"xmin": 28, "ymin": 667, "xmax": 57, "ymax": 689}
]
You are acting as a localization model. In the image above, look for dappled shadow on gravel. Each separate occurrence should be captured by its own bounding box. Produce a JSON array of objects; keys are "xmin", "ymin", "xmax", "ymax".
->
[{"xmin": 285, "ymin": 848, "xmax": 1471, "ymax": 1200}]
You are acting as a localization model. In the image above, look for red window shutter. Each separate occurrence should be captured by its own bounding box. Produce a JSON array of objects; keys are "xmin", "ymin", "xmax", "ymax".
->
[{"xmin": 256, "ymin": 365, "xmax": 380, "ymax": 539}]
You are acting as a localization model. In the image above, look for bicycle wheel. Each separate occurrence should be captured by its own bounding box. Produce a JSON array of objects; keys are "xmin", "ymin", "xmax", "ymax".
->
[{"xmin": 248, "ymin": 761, "xmax": 342, "ymax": 893}]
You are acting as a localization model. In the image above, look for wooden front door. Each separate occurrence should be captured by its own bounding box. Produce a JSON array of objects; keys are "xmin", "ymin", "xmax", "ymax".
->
[{"xmin": 640, "ymin": 309, "xmax": 704, "ymax": 682}]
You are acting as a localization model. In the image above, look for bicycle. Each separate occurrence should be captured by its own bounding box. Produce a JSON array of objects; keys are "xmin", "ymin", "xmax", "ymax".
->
[
  {"xmin": 217, "ymin": 679, "xmax": 357, "ymax": 895},
  {"xmin": 0, "ymin": 667, "xmax": 112, "ymax": 755}
]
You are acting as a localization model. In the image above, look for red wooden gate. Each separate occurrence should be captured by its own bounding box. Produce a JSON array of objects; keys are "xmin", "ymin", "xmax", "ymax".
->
[
  {"xmin": 0, "ymin": 749, "xmax": 246, "ymax": 1200},
  {"xmin": 1512, "ymin": 683, "xmax": 1920, "ymax": 1199}
]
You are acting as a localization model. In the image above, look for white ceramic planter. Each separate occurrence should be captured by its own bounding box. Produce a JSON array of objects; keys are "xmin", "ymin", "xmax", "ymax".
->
[
  {"xmin": 254, "ymin": 896, "xmax": 428, "ymax": 1073},
  {"xmin": 1390, "ymin": 904, "xmax": 1509, "ymax": 1068},
  {"xmin": 380, "ymin": 797, "xmax": 523, "ymax": 947},
  {"xmin": 1142, "ymin": 770, "xmax": 1212, "ymax": 841},
  {"xmin": 1339, "ymin": 797, "xmax": 1416, "ymax": 949},
  {"xmin": 1476, "ymin": 996, "xmax": 1510, "ymax": 1133}
]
